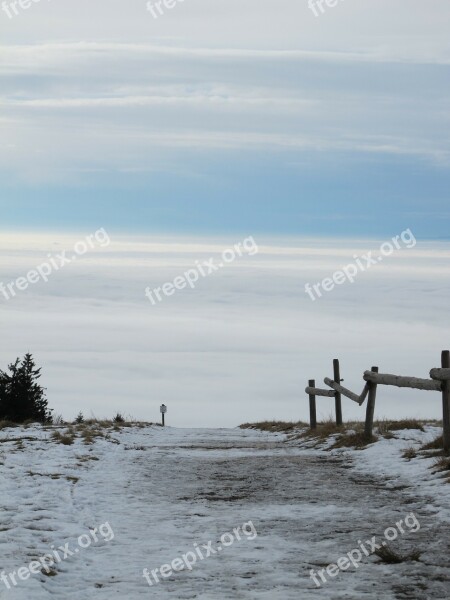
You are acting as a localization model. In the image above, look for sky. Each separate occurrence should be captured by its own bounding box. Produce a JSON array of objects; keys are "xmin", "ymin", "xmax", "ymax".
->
[
  {"xmin": 1, "ymin": 1, "xmax": 449, "ymax": 425},
  {"xmin": 1, "ymin": 0, "xmax": 450, "ymax": 237}
]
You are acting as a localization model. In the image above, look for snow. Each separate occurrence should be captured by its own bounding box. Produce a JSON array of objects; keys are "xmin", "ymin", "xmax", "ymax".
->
[{"xmin": 0, "ymin": 424, "xmax": 449, "ymax": 599}]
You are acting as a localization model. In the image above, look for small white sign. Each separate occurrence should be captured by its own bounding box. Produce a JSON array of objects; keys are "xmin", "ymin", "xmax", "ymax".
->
[{"xmin": 160, "ymin": 405, "xmax": 167, "ymax": 414}]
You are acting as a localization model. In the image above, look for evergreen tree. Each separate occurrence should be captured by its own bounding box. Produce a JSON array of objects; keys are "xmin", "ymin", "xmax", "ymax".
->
[
  {"xmin": 0, "ymin": 354, "xmax": 52, "ymax": 423},
  {"xmin": 75, "ymin": 411, "xmax": 84, "ymax": 424}
]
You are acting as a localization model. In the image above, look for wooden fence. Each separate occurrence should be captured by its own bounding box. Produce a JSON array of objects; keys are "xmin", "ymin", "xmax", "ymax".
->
[{"xmin": 305, "ymin": 350, "xmax": 450, "ymax": 452}]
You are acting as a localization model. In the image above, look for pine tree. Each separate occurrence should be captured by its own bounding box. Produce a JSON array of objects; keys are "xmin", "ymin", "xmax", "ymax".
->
[{"xmin": 0, "ymin": 354, "xmax": 52, "ymax": 423}]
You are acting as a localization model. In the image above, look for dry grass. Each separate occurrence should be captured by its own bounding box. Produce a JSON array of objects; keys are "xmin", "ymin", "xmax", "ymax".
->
[
  {"xmin": 81, "ymin": 419, "xmax": 113, "ymax": 428},
  {"xmin": 79, "ymin": 427, "xmax": 105, "ymax": 445},
  {"xmin": 330, "ymin": 431, "xmax": 377, "ymax": 449},
  {"xmin": 376, "ymin": 419, "xmax": 425, "ymax": 436},
  {"xmin": 375, "ymin": 545, "xmax": 421, "ymax": 564},
  {"xmin": 76, "ymin": 454, "xmax": 100, "ymax": 463},
  {"xmin": 432, "ymin": 455, "xmax": 450, "ymax": 474},
  {"xmin": 297, "ymin": 419, "xmax": 376, "ymax": 449},
  {"xmin": 239, "ymin": 421, "xmax": 307, "ymax": 433},
  {"xmin": 51, "ymin": 430, "xmax": 76, "ymax": 446},
  {"xmin": 0, "ymin": 420, "xmax": 19, "ymax": 430},
  {"xmin": 241, "ymin": 418, "xmax": 395, "ymax": 448},
  {"xmin": 74, "ymin": 418, "xmax": 151, "ymax": 429},
  {"xmin": 402, "ymin": 447, "xmax": 418, "ymax": 460},
  {"xmin": 49, "ymin": 420, "xmax": 152, "ymax": 446},
  {"xmin": 0, "ymin": 436, "xmax": 37, "ymax": 444},
  {"xmin": 420, "ymin": 435, "xmax": 444, "ymax": 452},
  {"xmin": 76, "ymin": 422, "xmax": 129, "ymax": 444},
  {"xmin": 246, "ymin": 418, "xmax": 441, "ymax": 453},
  {"xmin": 0, "ymin": 419, "xmax": 22, "ymax": 430},
  {"xmin": 301, "ymin": 419, "xmax": 346, "ymax": 439},
  {"xmin": 243, "ymin": 419, "xmax": 428, "ymax": 439}
]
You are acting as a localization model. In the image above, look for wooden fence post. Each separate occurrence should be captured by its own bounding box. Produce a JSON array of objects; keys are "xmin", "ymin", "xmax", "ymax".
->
[
  {"xmin": 309, "ymin": 379, "xmax": 317, "ymax": 430},
  {"xmin": 442, "ymin": 351, "xmax": 450, "ymax": 453},
  {"xmin": 333, "ymin": 359, "xmax": 343, "ymax": 426},
  {"xmin": 364, "ymin": 366, "xmax": 379, "ymax": 439}
]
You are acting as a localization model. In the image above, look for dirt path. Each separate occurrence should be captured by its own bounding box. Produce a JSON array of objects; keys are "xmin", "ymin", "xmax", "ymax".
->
[
  {"xmin": 120, "ymin": 428, "xmax": 450, "ymax": 599},
  {"xmin": 1, "ymin": 426, "xmax": 449, "ymax": 599}
]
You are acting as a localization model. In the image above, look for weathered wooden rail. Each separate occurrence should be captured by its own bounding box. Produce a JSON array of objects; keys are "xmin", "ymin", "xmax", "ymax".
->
[
  {"xmin": 363, "ymin": 371, "xmax": 441, "ymax": 392},
  {"xmin": 430, "ymin": 368, "xmax": 450, "ymax": 381},
  {"xmin": 305, "ymin": 350, "xmax": 450, "ymax": 452},
  {"xmin": 305, "ymin": 386, "xmax": 335, "ymax": 398},
  {"xmin": 323, "ymin": 378, "xmax": 363, "ymax": 405}
]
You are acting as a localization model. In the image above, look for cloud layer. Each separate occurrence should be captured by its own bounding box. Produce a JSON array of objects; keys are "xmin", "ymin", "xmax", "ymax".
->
[
  {"xmin": 2, "ymin": 1, "xmax": 450, "ymax": 181},
  {"xmin": 0, "ymin": 232, "xmax": 449, "ymax": 426},
  {"xmin": 1, "ymin": 0, "xmax": 449, "ymax": 241}
]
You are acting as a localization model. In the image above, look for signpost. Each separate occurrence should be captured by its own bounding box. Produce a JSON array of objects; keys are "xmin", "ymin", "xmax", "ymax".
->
[{"xmin": 160, "ymin": 404, "xmax": 167, "ymax": 427}]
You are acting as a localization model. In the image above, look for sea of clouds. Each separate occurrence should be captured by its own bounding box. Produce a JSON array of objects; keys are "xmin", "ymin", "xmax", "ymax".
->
[{"xmin": 0, "ymin": 232, "xmax": 449, "ymax": 427}]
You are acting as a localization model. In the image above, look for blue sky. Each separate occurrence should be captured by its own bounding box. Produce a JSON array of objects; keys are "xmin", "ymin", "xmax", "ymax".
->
[
  {"xmin": 3, "ymin": 154, "xmax": 450, "ymax": 237},
  {"xmin": 1, "ymin": 0, "xmax": 450, "ymax": 239}
]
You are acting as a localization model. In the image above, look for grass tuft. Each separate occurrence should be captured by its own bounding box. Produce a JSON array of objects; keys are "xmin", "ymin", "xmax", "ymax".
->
[
  {"xmin": 0, "ymin": 420, "xmax": 19, "ymax": 430},
  {"xmin": 330, "ymin": 431, "xmax": 377, "ymax": 449},
  {"xmin": 301, "ymin": 419, "xmax": 346, "ymax": 440},
  {"xmin": 239, "ymin": 421, "xmax": 307, "ymax": 433},
  {"xmin": 402, "ymin": 447, "xmax": 418, "ymax": 460},
  {"xmin": 420, "ymin": 435, "xmax": 444, "ymax": 452},
  {"xmin": 51, "ymin": 430, "xmax": 76, "ymax": 445},
  {"xmin": 375, "ymin": 545, "xmax": 421, "ymax": 564},
  {"xmin": 432, "ymin": 455, "xmax": 450, "ymax": 474},
  {"xmin": 376, "ymin": 419, "xmax": 425, "ymax": 434}
]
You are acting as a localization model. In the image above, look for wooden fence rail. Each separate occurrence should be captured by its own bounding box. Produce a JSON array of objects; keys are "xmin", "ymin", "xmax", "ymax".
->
[
  {"xmin": 363, "ymin": 371, "xmax": 441, "ymax": 392},
  {"xmin": 323, "ymin": 378, "xmax": 364, "ymax": 405},
  {"xmin": 430, "ymin": 368, "xmax": 450, "ymax": 381},
  {"xmin": 306, "ymin": 350, "xmax": 450, "ymax": 453},
  {"xmin": 305, "ymin": 387, "xmax": 335, "ymax": 398}
]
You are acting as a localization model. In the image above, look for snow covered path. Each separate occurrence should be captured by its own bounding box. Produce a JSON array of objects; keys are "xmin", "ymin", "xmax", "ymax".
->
[{"xmin": 0, "ymin": 425, "xmax": 449, "ymax": 599}]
